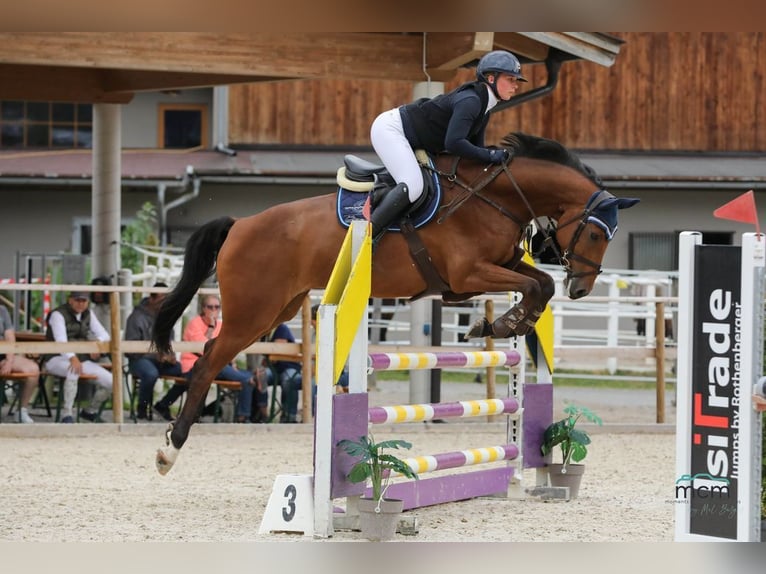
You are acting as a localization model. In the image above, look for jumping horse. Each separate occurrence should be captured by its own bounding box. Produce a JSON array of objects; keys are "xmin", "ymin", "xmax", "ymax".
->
[{"xmin": 152, "ymin": 132, "xmax": 639, "ymax": 474}]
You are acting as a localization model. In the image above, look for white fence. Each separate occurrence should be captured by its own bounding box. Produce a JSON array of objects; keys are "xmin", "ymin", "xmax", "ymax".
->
[{"xmin": 5, "ymin": 246, "xmax": 679, "ymax": 377}]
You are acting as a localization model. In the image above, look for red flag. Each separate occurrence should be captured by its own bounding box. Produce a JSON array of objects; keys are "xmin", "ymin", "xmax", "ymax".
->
[{"xmin": 713, "ymin": 190, "xmax": 760, "ymax": 235}]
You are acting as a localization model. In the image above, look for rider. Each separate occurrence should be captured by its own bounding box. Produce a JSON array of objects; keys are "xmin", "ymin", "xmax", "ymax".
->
[{"xmin": 368, "ymin": 49, "xmax": 527, "ymax": 244}]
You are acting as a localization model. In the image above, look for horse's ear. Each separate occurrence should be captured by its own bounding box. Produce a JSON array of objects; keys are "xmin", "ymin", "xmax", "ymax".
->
[{"xmin": 616, "ymin": 197, "xmax": 640, "ymax": 210}]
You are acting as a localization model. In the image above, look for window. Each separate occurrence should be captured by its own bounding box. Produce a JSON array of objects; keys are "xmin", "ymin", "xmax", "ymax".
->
[
  {"xmin": 158, "ymin": 104, "xmax": 208, "ymax": 149},
  {"xmin": 629, "ymin": 231, "xmax": 733, "ymax": 270},
  {"xmin": 0, "ymin": 101, "xmax": 92, "ymax": 148},
  {"xmin": 72, "ymin": 218, "xmax": 129, "ymax": 255}
]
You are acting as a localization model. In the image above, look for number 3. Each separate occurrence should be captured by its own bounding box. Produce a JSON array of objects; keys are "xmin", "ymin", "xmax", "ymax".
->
[{"xmin": 281, "ymin": 484, "xmax": 297, "ymax": 521}]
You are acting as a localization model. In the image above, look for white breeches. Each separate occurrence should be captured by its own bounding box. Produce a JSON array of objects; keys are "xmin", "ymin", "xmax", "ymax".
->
[
  {"xmin": 370, "ymin": 108, "xmax": 424, "ymax": 203},
  {"xmin": 44, "ymin": 356, "xmax": 113, "ymax": 414}
]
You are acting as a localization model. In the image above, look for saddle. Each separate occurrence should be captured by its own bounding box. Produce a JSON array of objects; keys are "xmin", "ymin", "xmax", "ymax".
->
[{"xmin": 335, "ymin": 151, "xmax": 442, "ymax": 230}]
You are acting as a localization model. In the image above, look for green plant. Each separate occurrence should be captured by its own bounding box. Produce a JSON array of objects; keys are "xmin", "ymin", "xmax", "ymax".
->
[
  {"xmin": 541, "ymin": 403, "xmax": 603, "ymax": 466},
  {"xmin": 121, "ymin": 201, "xmax": 159, "ymax": 275},
  {"xmin": 337, "ymin": 433, "xmax": 418, "ymax": 501}
]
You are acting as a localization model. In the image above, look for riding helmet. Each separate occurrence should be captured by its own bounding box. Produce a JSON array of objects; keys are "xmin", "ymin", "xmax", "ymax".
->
[{"xmin": 476, "ymin": 50, "xmax": 528, "ymax": 83}]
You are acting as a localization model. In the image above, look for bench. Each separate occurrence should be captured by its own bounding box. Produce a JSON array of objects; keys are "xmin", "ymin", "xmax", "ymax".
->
[{"xmin": 125, "ymin": 373, "xmax": 247, "ymax": 423}]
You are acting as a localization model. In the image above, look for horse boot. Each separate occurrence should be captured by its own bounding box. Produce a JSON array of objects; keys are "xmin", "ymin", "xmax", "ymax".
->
[{"xmin": 370, "ymin": 182, "xmax": 411, "ymax": 246}]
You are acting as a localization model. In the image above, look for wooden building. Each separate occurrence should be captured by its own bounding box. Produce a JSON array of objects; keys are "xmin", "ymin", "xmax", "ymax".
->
[{"xmin": 0, "ymin": 32, "xmax": 764, "ymax": 283}]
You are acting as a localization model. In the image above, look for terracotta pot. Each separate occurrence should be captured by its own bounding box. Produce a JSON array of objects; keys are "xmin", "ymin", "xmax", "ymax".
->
[
  {"xmin": 547, "ymin": 463, "xmax": 585, "ymax": 498},
  {"xmin": 357, "ymin": 497, "xmax": 403, "ymax": 541}
]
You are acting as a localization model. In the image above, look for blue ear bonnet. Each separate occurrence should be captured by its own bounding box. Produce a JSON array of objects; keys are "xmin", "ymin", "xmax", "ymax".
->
[{"xmin": 585, "ymin": 191, "xmax": 640, "ymax": 240}]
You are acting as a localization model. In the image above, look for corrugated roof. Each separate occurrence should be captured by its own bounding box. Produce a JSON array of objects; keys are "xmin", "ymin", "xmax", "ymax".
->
[{"xmin": 0, "ymin": 148, "xmax": 763, "ymax": 189}]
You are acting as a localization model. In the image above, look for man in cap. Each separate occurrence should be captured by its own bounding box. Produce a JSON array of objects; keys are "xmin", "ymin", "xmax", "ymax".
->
[{"xmin": 44, "ymin": 290, "xmax": 112, "ymax": 423}]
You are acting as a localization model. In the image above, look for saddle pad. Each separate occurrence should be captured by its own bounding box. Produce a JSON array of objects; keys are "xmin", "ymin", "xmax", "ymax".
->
[{"xmin": 335, "ymin": 160, "xmax": 442, "ymax": 231}]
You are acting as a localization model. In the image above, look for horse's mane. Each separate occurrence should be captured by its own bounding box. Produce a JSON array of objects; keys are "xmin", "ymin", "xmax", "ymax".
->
[{"xmin": 501, "ymin": 132, "xmax": 602, "ymax": 186}]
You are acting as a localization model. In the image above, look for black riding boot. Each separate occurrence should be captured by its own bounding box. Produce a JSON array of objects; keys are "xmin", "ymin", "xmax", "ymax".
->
[{"xmin": 370, "ymin": 182, "xmax": 411, "ymax": 245}]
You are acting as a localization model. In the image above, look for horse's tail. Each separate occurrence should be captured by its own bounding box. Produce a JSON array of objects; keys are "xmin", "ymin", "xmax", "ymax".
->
[{"xmin": 152, "ymin": 216, "xmax": 235, "ymax": 355}]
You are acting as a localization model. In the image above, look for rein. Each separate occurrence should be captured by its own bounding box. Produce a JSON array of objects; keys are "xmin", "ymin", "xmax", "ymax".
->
[
  {"xmin": 429, "ymin": 156, "xmax": 610, "ymax": 281},
  {"xmin": 431, "ymin": 162, "xmax": 520, "ymax": 225}
]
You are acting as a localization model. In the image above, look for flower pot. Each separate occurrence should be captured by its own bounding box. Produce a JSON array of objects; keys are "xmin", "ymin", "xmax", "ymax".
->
[
  {"xmin": 357, "ymin": 497, "xmax": 403, "ymax": 541},
  {"xmin": 547, "ymin": 463, "xmax": 585, "ymax": 498}
]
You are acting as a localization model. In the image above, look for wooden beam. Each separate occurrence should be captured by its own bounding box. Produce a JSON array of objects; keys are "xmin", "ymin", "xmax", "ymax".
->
[
  {"xmin": 100, "ymin": 69, "xmax": 286, "ymax": 93},
  {"xmin": 0, "ymin": 33, "xmax": 430, "ymax": 81},
  {"xmin": 425, "ymin": 32, "xmax": 495, "ymax": 70},
  {"xmin": 0, "ymin": 65, "xmax": 133, "ymax": 103},
  {"xmin": 517, "ymin": 32, "xmax": 619, "ymax": 66},
  {"xmin": 492, "ymin": 32, "xmax": 550, "ymax": 62}
]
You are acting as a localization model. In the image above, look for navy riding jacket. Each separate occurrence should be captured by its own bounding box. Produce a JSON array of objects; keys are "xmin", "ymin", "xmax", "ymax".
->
[{"xmin": 399, "ymin": 81, "xmax": 493, "ymax": 163}]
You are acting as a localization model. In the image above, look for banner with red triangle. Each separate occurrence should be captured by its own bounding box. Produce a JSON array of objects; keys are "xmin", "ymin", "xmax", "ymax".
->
[{"xmin": 713, "ymin": 190, "xmax": 760, "ymax": 235}]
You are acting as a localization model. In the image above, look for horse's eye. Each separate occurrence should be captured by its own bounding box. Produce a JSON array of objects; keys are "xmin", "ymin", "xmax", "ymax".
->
[{"xmin": 590, "ymin": 231, "xmax": 601, "ymax": 241}]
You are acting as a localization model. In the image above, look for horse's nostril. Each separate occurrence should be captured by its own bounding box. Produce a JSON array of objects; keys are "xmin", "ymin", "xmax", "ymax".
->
[{"xmin": 572, "ymin": 287, "xmax": 588, "ymax": 299}]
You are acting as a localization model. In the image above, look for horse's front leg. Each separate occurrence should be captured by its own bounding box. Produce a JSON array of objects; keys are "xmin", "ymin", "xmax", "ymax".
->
[
  {"xmin": 460, "ymin": 260, "xmax": 555, "ymax": 339},
  {"xmin": 466, "ymin": 303, "xmax": 537, "ymax": 339}
]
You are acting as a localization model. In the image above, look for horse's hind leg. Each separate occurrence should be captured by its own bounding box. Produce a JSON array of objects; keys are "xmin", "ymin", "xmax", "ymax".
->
[{"xmin": 156, "ymin": 337, "xmax": 241, "ymax": 475}]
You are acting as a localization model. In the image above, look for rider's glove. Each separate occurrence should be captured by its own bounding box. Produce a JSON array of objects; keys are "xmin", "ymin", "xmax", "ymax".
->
[{"xmin": 488, "ymin": 148, "xmax": 510, "ymax": 164}]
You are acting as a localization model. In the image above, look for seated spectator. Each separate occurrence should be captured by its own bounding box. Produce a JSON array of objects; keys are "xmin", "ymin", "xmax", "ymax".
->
[
  {"xmin": 44, "ymin": 291, "xmax": 112, "ymax": 423},
  {"xmin": 0, "ymin": 304, "xmax": 40, "ymax": 423},
  {"xmin": 264, "ymin": 322, "xmax": 303, "ymax": 423},
  {"xmin": 124, "ymin": 282, "xmax": 186, "ymax": 421},
  {"xmin": 181, "ymin": 294, "xmax": 264, "ymax": 423}
]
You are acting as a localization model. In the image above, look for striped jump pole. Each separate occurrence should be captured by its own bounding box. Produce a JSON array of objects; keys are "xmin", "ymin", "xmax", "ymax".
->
[
  {"xmin": 368, "ymin": 397, "xmax": 519, "ymax": 425},
  {"xmin": 398, "ymin": 444, "xmax": 519, "ymax": 475},
  {"xmin": 367, "ymin": 350, "xmax": 520, "ymax": 372}
]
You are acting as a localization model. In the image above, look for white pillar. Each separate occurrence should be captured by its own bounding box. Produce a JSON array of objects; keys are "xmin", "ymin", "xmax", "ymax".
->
[
  {"xmin": 407, "ymin": 81, "xmax": 443, "ymax": 405},
  {"xmin": 213, "ymin": 86, "xmax": 229, "ymax": 146},
  {"xmin": 413, "ymin": 81, "xmax": 445, "ymax": 99},
  {"xmin": 92, "ymin": 104, "xmax": 122, "ymax": 282},
  {"xmin": 409, "ymin": 299, "xmax": 430, "ymax": 404}
]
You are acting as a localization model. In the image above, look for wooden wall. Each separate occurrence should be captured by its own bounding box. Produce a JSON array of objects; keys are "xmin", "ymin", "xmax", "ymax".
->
[{"xmin": 229, "ymin": 32, "xmax": 766, "ymax": 152}]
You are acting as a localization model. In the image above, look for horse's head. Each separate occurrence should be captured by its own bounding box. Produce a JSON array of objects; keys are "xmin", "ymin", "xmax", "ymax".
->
[
  {"xmin": 555, "ymin": 190, "xmax": 640, "ymax": 299},
  {"xmin": 497, "ymin": 133, "xmax": 640, "ymax": 299}
]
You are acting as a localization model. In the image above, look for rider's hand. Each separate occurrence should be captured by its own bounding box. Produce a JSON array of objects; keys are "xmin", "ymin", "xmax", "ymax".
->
[{"xmin": 488, "ymin": 149, "xmax": 510, "ymax": 164}]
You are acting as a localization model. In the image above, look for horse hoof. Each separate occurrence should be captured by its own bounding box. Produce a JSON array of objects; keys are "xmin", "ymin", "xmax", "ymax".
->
[
  {"xmin": 465, "ymin": 317, "xmax": 492, "ymax": 339},
  {"xmin": 156, "ymin": 422, "xmax": 178, "ymax": 475},
  {"xmin": 156, "ymin": 446, "xmax": 179, "ymax": 475}
]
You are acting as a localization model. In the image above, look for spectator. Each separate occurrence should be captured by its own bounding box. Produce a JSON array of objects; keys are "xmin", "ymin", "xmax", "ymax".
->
[
  {"xmin": 264, "ymin": 322, "xmax": 303, "ymax": 423},
  {"xmin": 181, "ymin": 294, "xmax": 262, "ymax": 423},
  {"xmin": 0, "ymin": 305, "xmax": 40, "ymax": 423},
  {"xmin": 124, "ymin": 282, "xmax": 185, "ymax": 421},
  {"xmin": 44, "ymin": 291, "xmax": 112, "ymax": 423}
]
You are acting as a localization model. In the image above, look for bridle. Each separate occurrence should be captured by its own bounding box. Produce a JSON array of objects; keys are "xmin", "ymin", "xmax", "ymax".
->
[
  {"xmin": 430, "ymin": 158, "xmax": 613, "ymax": 283},
  {"xmin": 538, "ymin": 188, "xmax": 618, "ymax": 281}
]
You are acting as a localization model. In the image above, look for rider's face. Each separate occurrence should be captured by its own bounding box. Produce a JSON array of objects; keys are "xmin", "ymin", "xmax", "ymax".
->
[{"xmin": 494, "ymin": 73, "xmax": 521, "ymax": 101}]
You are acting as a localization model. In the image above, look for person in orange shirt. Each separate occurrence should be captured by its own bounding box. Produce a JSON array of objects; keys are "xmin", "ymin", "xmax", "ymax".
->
[{"xmin": 181, "ymin": 294, "xmax": 261, "ymax": 423}]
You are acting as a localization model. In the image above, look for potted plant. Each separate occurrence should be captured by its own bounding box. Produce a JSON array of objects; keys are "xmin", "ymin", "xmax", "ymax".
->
[
  {"xmin": 337, "ymin": 433, "xmax": 418, "ymax": 541},
  {"xmin": 540, "ymin": 403, "xmax": 602, "ymax": 498}
]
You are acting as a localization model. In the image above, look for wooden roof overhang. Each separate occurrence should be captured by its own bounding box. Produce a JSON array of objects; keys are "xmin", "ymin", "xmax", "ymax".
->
[{"xmin": 0, "ymin": 32, "xmax": 623, "ymax": 103}]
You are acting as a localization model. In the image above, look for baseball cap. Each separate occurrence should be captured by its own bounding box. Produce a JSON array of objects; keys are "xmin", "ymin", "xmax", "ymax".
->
[{"xmin": 69, "ymin": 291, "xmax": 89, "ymax": 300}]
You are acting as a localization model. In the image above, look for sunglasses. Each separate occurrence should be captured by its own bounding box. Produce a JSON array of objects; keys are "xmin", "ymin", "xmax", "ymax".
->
[{"xmin": 204, "ymin": 304, "xmax": 221, "ymax": 310}]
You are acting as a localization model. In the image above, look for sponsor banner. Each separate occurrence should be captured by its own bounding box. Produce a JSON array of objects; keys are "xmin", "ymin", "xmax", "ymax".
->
[{"xmin": 689, "ymin": 245, "xmax": 741, "ymax": 539}]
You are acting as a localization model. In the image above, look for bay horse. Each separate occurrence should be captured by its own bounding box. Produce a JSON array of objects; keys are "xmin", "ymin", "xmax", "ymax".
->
[{"xmin": 152, "ymin": 132, "xmax": 639, "ymax": 474}]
